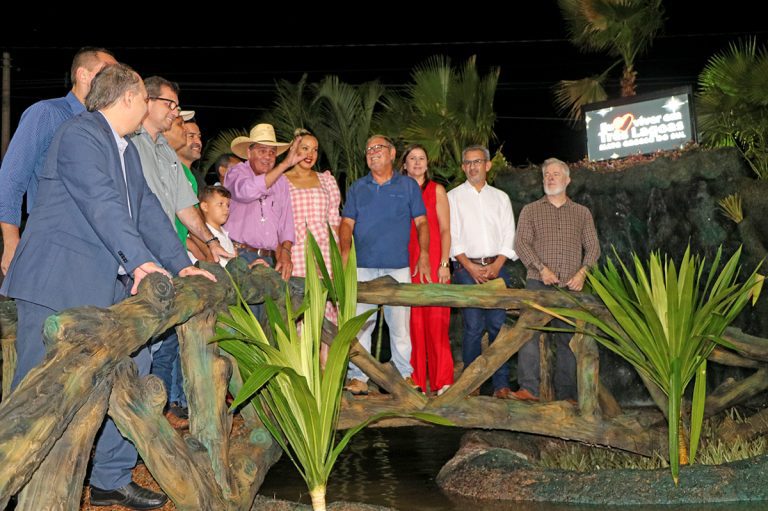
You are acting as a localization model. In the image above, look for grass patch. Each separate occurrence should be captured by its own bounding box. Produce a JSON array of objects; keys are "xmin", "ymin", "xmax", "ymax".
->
[{"xmin": 539, "ymin": 408, "xmax": 767, "ymax": 472}]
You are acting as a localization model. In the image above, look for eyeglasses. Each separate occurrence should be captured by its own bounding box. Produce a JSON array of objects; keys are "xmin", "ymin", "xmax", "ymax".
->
[
  {"xmin": 149, "ymin": 96, "xmax": 179, "ymax": 111},
  {"xmin": 365, "ymin": 143, "xmax": 391, "ymax": 155},
  {"xmin": 462, "ymin": 158, "xmax": 487, "ymax": 167}
]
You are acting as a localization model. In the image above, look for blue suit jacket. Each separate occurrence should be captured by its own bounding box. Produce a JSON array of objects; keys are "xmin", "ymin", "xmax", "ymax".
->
[{"xmin": 1, "ymin": 111, "xmax": 190, "ymax": 310}]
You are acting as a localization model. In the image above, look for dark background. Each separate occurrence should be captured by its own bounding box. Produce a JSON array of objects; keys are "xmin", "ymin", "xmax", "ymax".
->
[{"xmin": 1, "ymin": 3, "xmax": 765, "ymax": 166}]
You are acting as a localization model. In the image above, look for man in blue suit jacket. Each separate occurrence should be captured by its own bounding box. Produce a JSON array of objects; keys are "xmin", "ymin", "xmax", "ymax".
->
[{"xmin": 1, "ymin": 63, "xmax": 215, "ymax": 510}]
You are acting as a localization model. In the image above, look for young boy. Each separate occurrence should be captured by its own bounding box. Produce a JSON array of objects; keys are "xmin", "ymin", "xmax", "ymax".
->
[{"xmin": 188, "ymin": 185, "xmax": 237, "ymax": 267}]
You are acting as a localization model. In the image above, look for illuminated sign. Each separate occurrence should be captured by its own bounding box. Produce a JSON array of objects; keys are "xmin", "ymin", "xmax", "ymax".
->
[{"xmin": 583, "ymin": 86, "xmax": 696, "ymax": 161}]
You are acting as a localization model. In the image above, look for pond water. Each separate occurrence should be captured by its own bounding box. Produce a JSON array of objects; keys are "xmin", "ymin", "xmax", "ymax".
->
[{"xmin": 258, "ymin": 426, "xmax": 767, "ymax": 511}]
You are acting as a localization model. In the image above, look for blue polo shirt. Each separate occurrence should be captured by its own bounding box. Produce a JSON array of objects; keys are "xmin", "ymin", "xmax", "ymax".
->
[
  {"xmin": 0, "ymin": 92, "xmax": 85, "ymax": 225},
  {"xmin": 343, "ymin": 172, "xmax": 426, "ymax": 268}
]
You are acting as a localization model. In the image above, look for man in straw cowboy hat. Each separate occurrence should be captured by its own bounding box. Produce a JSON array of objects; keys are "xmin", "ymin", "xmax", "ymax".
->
[{"xmin": 225, "ymin": 123, "xmax": 304, "ymax": 280}]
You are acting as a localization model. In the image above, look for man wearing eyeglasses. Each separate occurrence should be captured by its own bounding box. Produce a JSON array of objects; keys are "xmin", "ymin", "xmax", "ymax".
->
[
  {"xmin": 1, "ymin": 47, "xmax": 117, "ymax": 276},
  {"xmin": 448, "ymin": 145, "xmax": 517, "ymax": 399},
  {"xmin": 130, "ymin": 76, "xmax": 232, "ymax": 423},
  {"xmin": 339, "ymin": 135, "xmax": 432, "ymax": 396}
]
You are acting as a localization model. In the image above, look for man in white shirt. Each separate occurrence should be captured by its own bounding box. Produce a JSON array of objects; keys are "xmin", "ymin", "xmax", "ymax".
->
[{"xmin": 448, "ymin": 145, "xmax": 517, "ymax": 398}]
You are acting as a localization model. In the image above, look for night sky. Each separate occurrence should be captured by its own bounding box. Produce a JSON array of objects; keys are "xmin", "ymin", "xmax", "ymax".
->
[{"xmin": 1, "ymin": 3, "xmax": 765, "ymax": 167}]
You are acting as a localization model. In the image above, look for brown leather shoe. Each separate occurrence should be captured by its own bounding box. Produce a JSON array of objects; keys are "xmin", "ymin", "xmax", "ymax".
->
[
  {"xmin": 344, "ymin": 378, "xmax": 369, "ymax": 395},
  {"xmin": 508, "ymin": 388, "xmax": 540, "ymax": 402},
  {"xmin": 493, "ymin": 387, "xmax": 515, "ymax": 399}
]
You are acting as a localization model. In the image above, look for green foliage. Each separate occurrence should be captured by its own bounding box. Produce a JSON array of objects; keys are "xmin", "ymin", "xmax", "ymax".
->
[
  {"xmin": 697, "ymin": 38, "xmax": 768, "ymax": 179},
  {"xmin": 381, "ymin": 55, "xmax": 502, "ymax": 186},
  {"xmin": 530, "ymin": 245, "xmax": 764, "ymax": 485},
  {"xmin": 718, "ymin": 193, "xmax": 744, "ymax": 224},
  {"xmin": 264, "ymin": 73, "xmax": 386, "ymax": 192},
  {"xmin": 555, "ymin": 0, "xmax": 665, "ymax": 123},
  {"xmin": 199, "ymin": 127, "xmax": 247, "ymax": 175},
  {"xmin": 214, "ymin": 230, "xmax": 450, "ymax": 510}
]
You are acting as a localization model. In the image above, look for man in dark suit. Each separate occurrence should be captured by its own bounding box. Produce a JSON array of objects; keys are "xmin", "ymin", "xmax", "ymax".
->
[{"xmin": 1, "ymin": 63, "xmax": 215, "ymax": 510}]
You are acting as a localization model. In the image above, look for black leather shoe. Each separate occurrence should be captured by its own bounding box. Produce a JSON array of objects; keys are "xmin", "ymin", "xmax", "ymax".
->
[{"xmin": 90, "ymin": 481, "xmax": 168, "ymax": 509}]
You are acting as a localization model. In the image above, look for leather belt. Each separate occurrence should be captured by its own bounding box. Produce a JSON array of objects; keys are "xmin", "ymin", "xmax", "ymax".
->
[
  {"xmin": 231, "ymin": 241, "xmax": 275, "ymax": 259},
  {"xmin": 467, "ymin": 256, "xmax": 498, "ymax": 266}
]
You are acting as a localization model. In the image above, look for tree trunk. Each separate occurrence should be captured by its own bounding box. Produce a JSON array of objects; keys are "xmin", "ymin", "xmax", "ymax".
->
[
  {"xmin": 178, "ymin": 310, "xmax": 235, "ymax": 498},
  {"xmin": 16, "ymin": 377, "xmax": 111, "ymax": 510},
  {"xmin": 539, "ymin": 333, "xmax": 555, "ymax": 402}
]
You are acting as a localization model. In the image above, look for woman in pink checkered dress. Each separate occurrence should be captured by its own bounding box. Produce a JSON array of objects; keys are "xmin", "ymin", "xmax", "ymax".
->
[{"xmin": 285, "ymin": 130, "xmax": 342, "ymax": 336}]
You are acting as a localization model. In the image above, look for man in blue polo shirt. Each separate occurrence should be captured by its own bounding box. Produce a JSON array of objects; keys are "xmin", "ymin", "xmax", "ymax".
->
[{"xmin": 340, "ymin": 135, "xmax": 431, "ymax": 395}]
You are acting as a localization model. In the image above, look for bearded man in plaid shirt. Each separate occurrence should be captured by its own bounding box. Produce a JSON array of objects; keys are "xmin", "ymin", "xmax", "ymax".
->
[{"xmin": 513, "ymin": 157, "xmax": 600, "ymax": 402}]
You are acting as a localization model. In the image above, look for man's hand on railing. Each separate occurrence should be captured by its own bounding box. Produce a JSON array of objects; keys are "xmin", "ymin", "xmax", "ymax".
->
[
  {"xmin": 179, "ymin": 265, "xmax": 217, "ymax": 283},
  {"xmin": 131, "ymin": 262, "xmax": 171, "ymax": 295}
]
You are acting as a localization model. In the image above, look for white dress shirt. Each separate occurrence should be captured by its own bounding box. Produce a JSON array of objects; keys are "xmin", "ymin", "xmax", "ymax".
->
[{"xmin": 448, "ymin": 181, "xmax": 517, "ymax": 261}]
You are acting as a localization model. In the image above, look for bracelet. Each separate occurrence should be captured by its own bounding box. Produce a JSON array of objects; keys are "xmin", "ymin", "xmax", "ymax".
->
[
  {"xmin": 439, "ymin": 261, "xmax": 450, "ymax": 268},
  {"xmin": 204, "ymin": 236, "xmax": 219, "ymax": 245}
]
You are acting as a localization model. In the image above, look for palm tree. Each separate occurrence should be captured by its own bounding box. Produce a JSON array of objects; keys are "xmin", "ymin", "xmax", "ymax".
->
[
  {"xmin": 696, "ymin": 38, "xmax": 768, "ymax": 179},
  {"xmin": 312, "ymin": 77, "xmax": 386, "ymax": 191},
  {"xmin": 262, "ymin": 75, "xmax": 387, "ymax": 192},
  {"xmin": 554, "ymin": 0, "xmax": 665, "ymax": 124},
  {"xmin": 382, "ymin": 55, "xmax": 500, "ymax": 185}
]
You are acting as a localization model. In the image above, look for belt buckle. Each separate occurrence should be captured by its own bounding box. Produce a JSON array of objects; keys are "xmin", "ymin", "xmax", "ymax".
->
[{"xmin": 479, "ymin": 257, "xmax": 490, "ymax": 266}]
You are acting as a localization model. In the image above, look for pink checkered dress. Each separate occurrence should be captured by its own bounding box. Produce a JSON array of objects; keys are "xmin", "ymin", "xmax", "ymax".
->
[{"xmin": 288, "ymin": 171, "xmax": 342, "ymax": 323}]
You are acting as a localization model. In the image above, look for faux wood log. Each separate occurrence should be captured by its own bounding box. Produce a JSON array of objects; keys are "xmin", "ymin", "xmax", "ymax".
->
[
  {"xmin": 433, "ymin": 310, "xmax": 550, "ymax": 406},
  {"xmin": 178, "ymin": 310, "xmax": 235, "ymax": 499},
  {"xmin": 539, "ymin": 333, "xmax": 555, "ymax": 402},
  {"xmin": 348, "ymin": 342, "xmax": 427, "ymax": 407},
  {"xmin": 0, "ymin": 300, "xmax": 17, "ymax": 401},
  {"xmin": 570, "ymin": 325, "xmax": 601, "ymax": 419},
  {"xmin": 705, "ymin": 368, "xmax": 768, "ymax": 417},
  {"xmin": 0, "ymin": 273, "xmax": 226, "ymax": 506},
  {"xmin": 16, "ymin": 377, "xmax": 111, "ymax": 511},
  {"xmin": 722, "ymin": 327, "xmax": 768, "ymax": 362},
  {"xmin": 717, "ymin": 407, "xmax": 768, "ymax": 443},
  {"xmin": 1, "ymin": 337, "xmax": 15, "ymax": 401},
  {"xmin": 339, "ymin": 395, "xmax": 666, "ymax": 457},
  {"xmin": 598, "ymin": 383, "xmax": 623, "ymax": 418},
  {"xmin": 109, "ymin": 360, "xmax": 229, "ymax": 510},
  {"xmin": 221, "ymin": 349, "xmax": 260, "ymax": 427},
  {"xmin": 320, "ymin": 319, "xmax": 427, "ymax": 407},
  {"xmin": 710, "ymin": 346, "xmax": 763, "ymax": 368},
  {"xmin": 357, "ymin": 276, "xmax": 603, "ymax": 310},
  {"xmin": 637, "ymin": 369, "xmax": 669, "ymax": 418}
]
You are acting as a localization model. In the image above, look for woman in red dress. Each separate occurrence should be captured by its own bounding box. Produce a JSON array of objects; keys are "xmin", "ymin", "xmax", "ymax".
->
[{"xmin": 402, "ymin": 144, "xmax": 454, "ymax": 395}]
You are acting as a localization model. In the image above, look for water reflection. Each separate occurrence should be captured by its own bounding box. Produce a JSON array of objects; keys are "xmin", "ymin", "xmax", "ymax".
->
[{"xmin": 258, "ymin": 426, "xmax": 766, "ymax": 511}]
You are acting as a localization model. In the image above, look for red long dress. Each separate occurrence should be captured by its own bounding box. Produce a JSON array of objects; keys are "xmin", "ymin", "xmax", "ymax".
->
[{"xmin": 408, "ymin": 180, "xmax": 454, "ymax": 391}]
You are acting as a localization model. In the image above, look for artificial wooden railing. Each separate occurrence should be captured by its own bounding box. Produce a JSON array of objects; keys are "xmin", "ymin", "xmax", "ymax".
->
[{"xmin": 1, "ymin": 260, "xmax": 768, "ymax": 509}]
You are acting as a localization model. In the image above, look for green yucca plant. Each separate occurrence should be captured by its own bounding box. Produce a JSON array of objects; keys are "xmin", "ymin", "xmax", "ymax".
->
[
  {"xmin": 530, "ymin": 245, "xmax": 763, "ymax": 486},
  {"xmin": 214, "ymin": 230, "xmax": 449, "ymax": 510}
]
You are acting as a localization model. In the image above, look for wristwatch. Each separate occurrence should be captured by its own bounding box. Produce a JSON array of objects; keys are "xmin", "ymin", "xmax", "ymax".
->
[
  {"xmin": 204, "ymin": 236, "xmax": 219, "ymax": 245},
  {"xmin": 439, "ymin": 261, "xmax": 450, "ymax": 268}
]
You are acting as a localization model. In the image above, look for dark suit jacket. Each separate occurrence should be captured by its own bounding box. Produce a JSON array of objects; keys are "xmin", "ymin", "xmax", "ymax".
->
[{"xmin": 1, "ymin": 111, "xmax": 190, "ymax": 310}]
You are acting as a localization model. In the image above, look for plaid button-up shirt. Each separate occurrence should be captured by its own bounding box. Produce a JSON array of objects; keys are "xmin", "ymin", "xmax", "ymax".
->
[{"xmin": 515, "ymin": 196, "xmax": 600, "ymax": 282}]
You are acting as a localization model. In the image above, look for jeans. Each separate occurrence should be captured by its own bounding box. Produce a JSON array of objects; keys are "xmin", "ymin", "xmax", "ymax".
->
[
  {"xmin": 150, "ymin": 328, "xmax": 185, "ymax": 406},
  {"xmin": 517, "ymin": 278, "xmax": 577, "ymax": 400},
  {"xmin": 452, "ymin": 264, "xmax": 511, "ymax": 392},
  {"xmin": 347, "ymin": 267, "xmax": 412, "ymax": 381}
]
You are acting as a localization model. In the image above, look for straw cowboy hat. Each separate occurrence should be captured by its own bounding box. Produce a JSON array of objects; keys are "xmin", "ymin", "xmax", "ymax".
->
[{"xmin": 230, "ymin": 123, "xmax": 290, "ymax": 159}]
